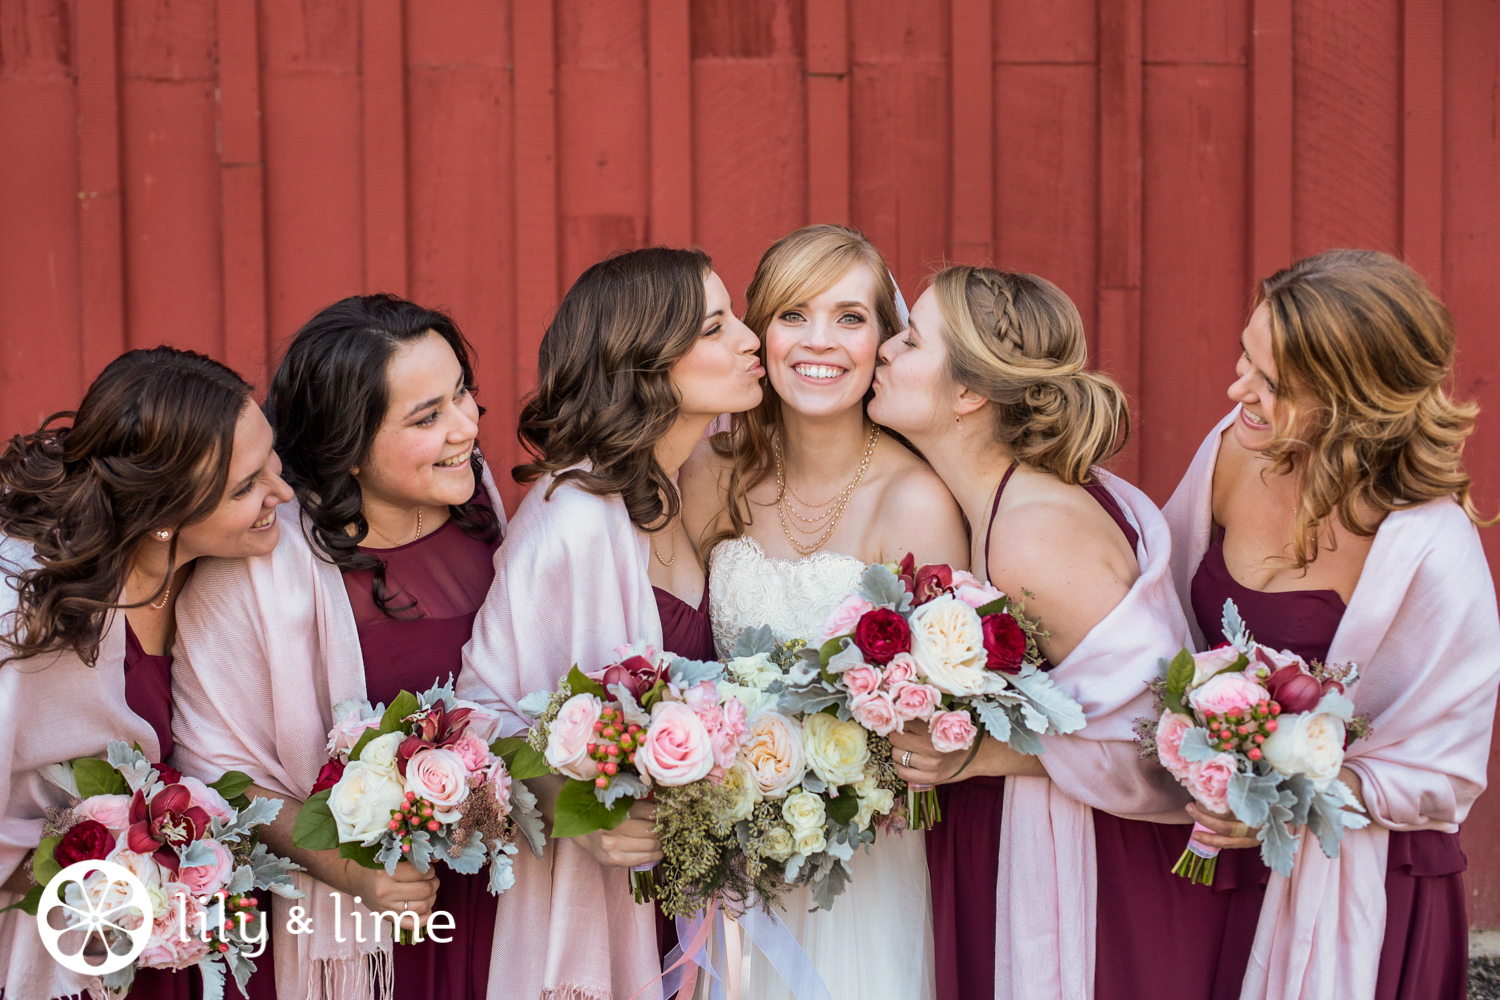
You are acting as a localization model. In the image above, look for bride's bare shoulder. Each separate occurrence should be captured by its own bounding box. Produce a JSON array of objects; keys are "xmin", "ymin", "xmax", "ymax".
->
[{"xmin": 867, "ymin": 433, "xmax": 968, "ymax": 567}]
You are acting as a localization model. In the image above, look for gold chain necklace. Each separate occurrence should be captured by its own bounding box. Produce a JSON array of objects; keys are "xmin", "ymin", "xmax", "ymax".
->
[
  {"xmin": 774, "ymin": 424, "xmax": 880, "ymax": 556},
  {"xmin": 367, "ymin": 506, "xmax": 424, "ymax": 546},
  {"xmin": 651, "ymin": 528, "xmax": 677, "ymax": 567}
]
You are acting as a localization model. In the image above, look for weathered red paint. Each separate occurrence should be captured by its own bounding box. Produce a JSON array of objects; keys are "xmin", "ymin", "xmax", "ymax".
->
[{"xmin": 2, "ymin": 0, "xmax": 1498, "ymax": 923}]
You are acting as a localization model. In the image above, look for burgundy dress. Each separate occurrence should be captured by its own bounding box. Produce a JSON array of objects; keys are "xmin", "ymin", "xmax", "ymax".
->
[
  {"xmin": 1191, "ymin": 525, "xmax": 1469, "ymax": 1000},
  {"xmin": 929, "ymin": 465, "xmax": 1261, "ymax": 1000},
  {"xmin": 120, "ymin": 623, "xmax": 277, "ymax": 1000},
  {"xmin": 650, "ymin": 578, "xmax": 716, "ymax": 963},
  {"xmin": 342, "ymin": 500, "xmax": 502, "ymax": 1000}
]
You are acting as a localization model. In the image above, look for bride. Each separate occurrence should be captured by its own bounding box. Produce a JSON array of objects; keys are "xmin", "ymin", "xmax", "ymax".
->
[{"xmin": 681, "ymin": 225, "xmax": 968, "ymax": 1000}]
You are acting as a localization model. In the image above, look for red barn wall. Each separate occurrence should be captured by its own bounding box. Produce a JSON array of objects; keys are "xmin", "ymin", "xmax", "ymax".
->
[{"xmin": 3, "ymin": 0, "xmax": 1500, "ymax": 921}]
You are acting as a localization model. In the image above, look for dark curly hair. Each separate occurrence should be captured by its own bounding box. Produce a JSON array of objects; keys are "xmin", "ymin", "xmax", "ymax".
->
[
  {"xmin": 264, "ymin": 294, "xmax": 501, "ymax": 617},
  {"xmin": 0, "ymin": 347, "xmax": 253, "ymax": 666},
  {"xmin": 514, "ymin": 246, "xmax": 713, "ymax": 531}
]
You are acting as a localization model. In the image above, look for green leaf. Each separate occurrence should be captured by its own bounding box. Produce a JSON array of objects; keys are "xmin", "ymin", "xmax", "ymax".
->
[
  {"xmin": 30, "ymin": 837, "xmax": 62, "ymax": 890},
  {"xmin": 290, "ymin": 790, "xmax": 339, "ymax": 851},
  {"xmin": 565, "ymin": 666, "xmax": 608, "ymax": 700},
  {"xmin": 338, "ymin": 841, "xmax": 384, "ymax": 870},
  {"xmin": 638, "ymin": 679, "xmax": 667, "ymax": 711},
  {"xmin": 72, "ymin": 757, "xmax": 128, "ymax": 798},
  {"xmin": 209, "ymin": 770, "xmax": 254, "ymax": 802},
  {"xmin": 380, "ymin": 691, "xmax": 421, "ymax": 734},
  {"xmin": 973, "ymin": 597, "xmax": 1010, "ymax": 618},
  {"xmin": 493, "ymin": 736, "xmax": 551, "ymax": 780},
  {"xmin": 347, "ymin": 726, "xmax": 382, "ymax": 764},
  {"xmin": 1225, "ymin": 651, "xmax": 1251, "ymax": 675},
  {"xmin": 1165, "ymin": 649, "xmax": 1196, "ymax": 699},
  {"xmin": 550, "ymin": 779, "xmax": 633, "ymax": 839},
  {"xmin": 826, "ymin": 787, "xmax": 859, "ymax": 826},
  {"xmin": 0, "ymin": 884, "xmax": 43, "ymax": 916},
  {"xmin": 817, "ymin": 637, "xmax": 845, "ymax": 668}
]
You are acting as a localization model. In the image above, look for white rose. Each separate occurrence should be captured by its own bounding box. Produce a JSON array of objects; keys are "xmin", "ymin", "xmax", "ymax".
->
[
  {"xmin": 328, "ymin": 760, "xmax": 406, "ymax": 845},
  {"xmin": 360, "ymin": 731, "xmax": 404, "ymax": 777},
  {"xmin": 793, "ymin": 827, "xmax": 827, "ymax": 856},
  {"xmin": 907, "ymin": 595, "xmax": 988, "ymax": 696},
  {"xmin": 719, "ymin": 759, "xmax": 762, "ymax": 823},
  {"xmin": 802, "ymin": 712, "xmax": 869, "ymax": 788},
  {"xmin": 762, "ymin": 826, "xmax": 796, "ymax": 862},
  {"xmin": 781, "ymin": 789, "xmax": 826, "ymax": 834},
  {"xmin": 854, "ymin": 785, "xmax": 895, "ymax": 828},
  {"xmin": 1260, "ymin": 711, "xmax": 1346, "ymax": 790},
  {"xmin": 717, "ymin": 681, "xmax": 775, "ymax": 718},
  {"xmin": 728, "ymin": 653, "xmax": 782, "ymax": 689}
]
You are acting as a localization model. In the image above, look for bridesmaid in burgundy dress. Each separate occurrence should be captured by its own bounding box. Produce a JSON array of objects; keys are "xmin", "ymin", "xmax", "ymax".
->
[
  {"xmin": 1170, "ymin": 250, "xmax": 1488, "ymax": 1000},
  {"xmin": 0, "ymin": 347, "xmax": 292, "ymax": 1000},
  {"xmin": 263, "ymin": 295, "xmax": 506, "ymax": 999}
]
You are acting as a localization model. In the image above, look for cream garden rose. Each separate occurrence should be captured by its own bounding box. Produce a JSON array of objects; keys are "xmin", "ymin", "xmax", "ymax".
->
[
  {"xmin": 907, "ymin": 594, "xmax": 988, "ymax": 696},
  {"xmin": 1260, "ymin": 709, "xmax": 1347, "ymax": 790},
  {"xmin": 328, "ymin": 760, "xmax": 406, "ymax": 845},
  {"xmin": 743, "ymin": 711, "xmax": 806, "ymax": 798},
  {"xmin": 719, "ymin": 759, "xmax": 762, "ymax": 823},
  {"xmin": 802, "ymin": 712, "xmax": 869, "ymax": 787}
]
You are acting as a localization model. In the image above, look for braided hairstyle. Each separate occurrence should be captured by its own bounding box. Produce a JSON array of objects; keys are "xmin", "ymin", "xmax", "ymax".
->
[{"xmin": 932, "ymin": 265, "xmax": 1129, "ymax": 483}]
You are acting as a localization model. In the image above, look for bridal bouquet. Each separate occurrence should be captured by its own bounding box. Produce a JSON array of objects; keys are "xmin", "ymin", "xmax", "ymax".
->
[
  {"xmin": 6, "ymin": 741, "xmax": 302, "ymax": 999},
  {"xmin": 292, "ymin": 680, "xmax": 544, "ymax": 931},
  {"xmin": 789, "ymin": 554, "xmax": 1085, "ymax": 827},
  {"xmin": 1138, "ymin": 599, "xmax": 1370, "ymax": 883}
]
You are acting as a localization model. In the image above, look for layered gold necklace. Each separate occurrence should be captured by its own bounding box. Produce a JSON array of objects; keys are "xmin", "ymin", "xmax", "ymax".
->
[{"xmin": 773, "ymin": 423, "xmax": 880, "ymax": 556}]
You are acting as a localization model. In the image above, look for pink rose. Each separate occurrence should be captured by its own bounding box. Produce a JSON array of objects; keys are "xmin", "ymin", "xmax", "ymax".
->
[
  {"xmin": 929, "ymin": 709, "xmax": 978, "ymax": 753},
  {"xmin": 950, "ymin": 570, "xmax": 1004, "ymax": 609},
  {"xmin": 179, "ymin": 838, "xmax": 234, "ymax": 897},
  {"xmin": 179, "ymin": 776, "xmax": 235, "ymax": 823},
  {"xmin": 1188, "ymin": 672, "xmax": 1270, "ymax": 718},
  {"xmin": 890, "ymin": 682, "xmax": 942, "ymax": 722},
  {"xmin": 140, "ymin": 886, "xmax": 210, "ymax": 970},
  {"xmin": 450, "ymin": 733, "xmax": 493, "ymax": 774},
  {"xmin": 637, "ymin": 702, "xmax": 714, "ymax": 786},
  {"xmin": 1154, "ymin": 711, "xmax": 1196, "ymax": 779},
  {"xmin": 1185, "ymin": 753, "xmax": 1238, "ymax": 814},
  {"xmin": 74, "ymin": 793, "xmax": 133, "ymax": 834},
  {"xmin": 1188, "ymin": 646, "xmax": 1245, "ymax": 688},
  {"xmin": 842, "ymin": 664, "xmax": 883, "ymax": 697},
  {"xmin": 849, "ymin": 691, "xmax": 900, "ymax": 736},
  {"xmin": 454, "ymin": 700, "xmax": 506, "ymax": 743},
  {"xmin": 487, "ymin": 762, "xmax": 512, "ymax": 815},
  {"xmin": 545, "ymin": 693, "xmax": 604, "ymax": 781},
  {"xmin": 819, "ymin": 595, "xmax": 876, "ymax": 642},
  {"xmin": 327, "ymin": 714, "xmax": 381, "ymax": 757},
  {"xmin": 405, "ymin": 748, "xmax": 472, "ymax": 816},
  {"xmin": 677, "ymin": 680, "xmax": 719, "ymax": 711},
  {"xmin": 880, "ymin": 653, "xmax": 918, "ymax": 689}
]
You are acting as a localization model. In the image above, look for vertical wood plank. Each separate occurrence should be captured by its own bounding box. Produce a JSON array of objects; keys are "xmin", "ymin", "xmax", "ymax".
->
[
  {"xmin": 513, "ymin": 0, "xmax": 559, "ymax": 391},
  {"xmin": 75, "ymin": 0, "xmax": 126, "ymax": 380},
  {"xmin": 217, "ymin": 0, "xmax": 269, "ymax": 384},
  {"xmin": 648, "ymin": 0, "xmax": 693, "ymax": 246},
  {"xmin": 1401, "ymin": 0, "xmax": 1443, "ymax": 291},
  {"xmin": 362, "ymin": 0, "xmax": 408, "ymax": 295},
  {"xmin": 1250, "ymin": 0, "xmax": 1293, "ymax": 282},
  {"xmin": 1096, "ymin": 0, "xmax": 1142, "ymax": 480},
  {"xmin": 950, "ymin": 0, "xmax": 993, "ymax": 264},
  {"xmin": 806, "ymin": 0, "xmax": 850, "ymax": 225}
]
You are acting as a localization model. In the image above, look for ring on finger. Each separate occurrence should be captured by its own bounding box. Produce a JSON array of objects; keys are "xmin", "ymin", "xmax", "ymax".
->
[
  {"xmin": 1229, "ymin": 821, "xmax": 1250, "ymax": 838},
  {"xmin": 400, "ymin": 901, "xmax": 407, "ymax": 912},
  {"xmin": 901, "ymin": 750, "xmax": 913, "ymax": 768}
]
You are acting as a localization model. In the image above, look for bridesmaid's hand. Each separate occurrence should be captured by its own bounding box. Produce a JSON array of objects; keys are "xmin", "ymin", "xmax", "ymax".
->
[
  {"xmin": 887, "ymin": 721, "xmax": 969, "ymax": 787},
  {"xmin": 1184, "ymin": 803, "xmax": 1261, "ymax": 850},
  {"xmin": 576, "ymin": 800, "xmax": 663, "ymax": 869}
]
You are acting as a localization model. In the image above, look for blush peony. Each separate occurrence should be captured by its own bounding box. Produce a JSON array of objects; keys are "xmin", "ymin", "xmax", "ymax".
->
[{"xmin": 741, "ymin": 712, "xmax": 806, "ymax": 798}]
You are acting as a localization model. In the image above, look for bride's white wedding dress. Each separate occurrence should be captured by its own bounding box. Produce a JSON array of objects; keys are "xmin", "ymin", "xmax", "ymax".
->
[{"xmin": 708, "ymin": 535, "xmax": 936, "ymax": 1000}]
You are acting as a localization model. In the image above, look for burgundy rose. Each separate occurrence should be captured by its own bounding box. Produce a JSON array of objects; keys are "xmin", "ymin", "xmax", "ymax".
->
[
  {"xmin": 599, "ymin": 655, "xmax": 663, "ymax": 701},
  {"xmin": 311, "ymin": 758, "xmax": 346, "ymax": 794},
  {"xmin": 981, "ymin": 613, "xmax": 1026, "ymax": 673},
  {"xmin": 852, "ymin": 608, "xmax": 911, "ymax": 665},
  {"xmin": 1263, "ymin": 664, "xmax": 1324, "ymax": 715},
  {"xmin": 126, "ymin": 784, "xmax": 210, "ymax": 875},
  {"xmin": 151, "ymin": 762, "xmax": 182, "ymax": 784},
  {"xmin": 54, "ymin": 820, "xmax": 114, "ymax": 868}
]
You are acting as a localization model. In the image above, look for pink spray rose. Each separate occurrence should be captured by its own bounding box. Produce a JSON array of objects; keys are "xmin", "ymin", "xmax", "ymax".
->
[
  {"xmin": 1185, "ymin": 753, "xmax": 1238, "ymax": 814},
  {"xmin": 327, "ymin": 714, "xmax": 381, "ymax": 757},
  {"xmin": 74, "ymin": 794, "xmax": 133, "ymax": 834},
  {"xmin": 545, "ymin": 693, "xmax": 604, "ymax": 781},
  {"xmin": 451, "ymin": 733, "xmax": 493, "ymax": 774},
  {"xmin": 454, "ymin": 699, "xmax": 507, "ymax": 743},
  {"xmin": 890, "ymin": 682, "xmax": 942, "ymax": 722},
  {"xmin": 1154, "ymin": 711, "xmax": 1196, "ymax": 779},
  {"xmin": 637, "ymin": 701, "xmax": 715, "ymax": 786},
  {"xmin": 487, "ymin": 762, "xmax": 513, "ymax": 815},
  {"xmin": 405, "ymin": 748, "xmax": 472, "ymax": 815},
  {"xmin": 140, "ymin": 886, "xmax": 211, "ymax": 970},
  {"xmin": 880, "ymin": 653, "xmax": 918, "ymax": 689},
  {"xmin": 179, "ymin": 776, "xmax": 235, "ymax": 823},
  {"xmin": 950, "ymin": 570, "xmax": 1004, "ymax": 609},
  {"xmin": 842, "ymin": 664, "xmax": 883, "ymax": 697},
  {"xmin": 178, "ymin": 838, "xmax": 235, "ymax": 897},
  {"xmin": 819, "ymin": 594, "xmax": 876, "ymax": 642},
  {"xmin": 929, "ymin": 709, "xmax": 979, "ymax": 753},
  {"xmin": 1188, "ymin": 672, "xmax": 1270, "ymax": 717},
  {"xmin": 849, "ymin": 691, "xmax": 900, "ymax": 736}
]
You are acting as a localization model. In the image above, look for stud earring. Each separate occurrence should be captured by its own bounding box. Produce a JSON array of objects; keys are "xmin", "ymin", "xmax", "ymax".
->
[{"xmin": 155, "ymin": 530, "xmax": 171, "ymax": 541}]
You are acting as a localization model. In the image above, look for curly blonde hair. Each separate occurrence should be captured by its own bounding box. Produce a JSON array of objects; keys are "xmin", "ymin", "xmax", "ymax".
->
[{"xmin": 1257, "ymin": 248, "xmax": 1493, "ymax": 567}]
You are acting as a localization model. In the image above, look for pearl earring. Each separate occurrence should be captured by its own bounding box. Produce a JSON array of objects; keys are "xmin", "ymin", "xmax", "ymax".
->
[
  {"xmin": 155, "ymin": 530, "xmax": 171, "ymax": 541},
  {"xmin": 955, "ymin": 412, "xmax": 963, "ymax": 431}
]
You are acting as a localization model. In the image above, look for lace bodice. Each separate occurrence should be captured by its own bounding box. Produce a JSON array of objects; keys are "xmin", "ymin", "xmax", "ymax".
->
[{"xmin": 708, "ymin": 535, "xmax": 867, "ymax": 657}]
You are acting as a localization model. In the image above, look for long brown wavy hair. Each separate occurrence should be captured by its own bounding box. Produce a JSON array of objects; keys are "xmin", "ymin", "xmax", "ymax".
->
[
  {"xmin": 705, "ymin": 225, "xmax": 903, "ymax": 553},
  {"xmin": 1256, "ymin": 248, "xmax": 1493, "ymax": 567},
  {"xmin": 514, "ymin": 247, "xmax": 713, "ymax": 531},
  {"xmin": 0, "ymin": 348, "xmax": 253, "ymax": 666}
]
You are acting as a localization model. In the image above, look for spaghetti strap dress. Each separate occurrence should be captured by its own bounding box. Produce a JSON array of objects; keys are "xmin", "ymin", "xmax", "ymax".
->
[
  {"xmin": 1191, "ymin": 524, "xmax": 1469, "ymax": 1000},
  {"xmin": 341, "ymin": 495, "xmax": 502, "ymax": 1000}
]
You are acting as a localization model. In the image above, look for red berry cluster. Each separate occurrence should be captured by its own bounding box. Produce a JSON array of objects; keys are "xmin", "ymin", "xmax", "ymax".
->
[
  {"xmin": 387, "ymin": 791, "xmax": 442, "ymax": 849},
  {"xmin": 210, "ymin": 893, "xmax": 259, "ymax": 949},
  {"xmin": 1205, "ymin": 699, "xmax": 1281, "ymax": 760},
  {"xmin": 587, "ymin": 704, "xmax": 643, "ymax": 790}
]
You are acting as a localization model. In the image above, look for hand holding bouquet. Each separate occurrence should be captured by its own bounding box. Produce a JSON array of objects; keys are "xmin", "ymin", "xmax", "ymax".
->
[
  {"xmin": 292, "ymin": 679, "xmax": 543, "ymax": 939},
  {"xmin": 9, "ymin": 742, "xmax": 302, "ymax": 999},
  {"xmin": 1140, "ymin": 599, "xmax": 1370, "ymax": 883}
]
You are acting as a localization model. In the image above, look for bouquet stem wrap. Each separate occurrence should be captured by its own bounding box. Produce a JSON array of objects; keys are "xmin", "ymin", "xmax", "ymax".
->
[{"xmin": 650, "ymin": 897, "xmax": 833, "ymax": 1000}]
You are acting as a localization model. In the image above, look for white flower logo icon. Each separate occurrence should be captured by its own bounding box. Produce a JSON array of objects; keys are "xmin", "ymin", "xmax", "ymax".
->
[{"xmin": 37, "ymin": 860, "xmax": 154, "ymax": 976}]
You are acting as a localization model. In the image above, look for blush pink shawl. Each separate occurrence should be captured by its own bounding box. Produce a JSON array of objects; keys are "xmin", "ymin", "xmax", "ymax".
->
[
  {"xmin": 992, "ymin": 470, "xmax": 1195, "ymax": 1000},
  {"xmin": 0, "ymin": 537, "xmax": 163, "ymax": 1000},
  {"xmin": 171, "ymin": 466, "xmax": 506, "ymax": 1000},
  {"xmin": 457, "ymin": 472, "xmax": 663, "ymax": 1000},
  {"xmin": 1163, "ymin": 408, "xmax": 1500, "ymax": 1000}
]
